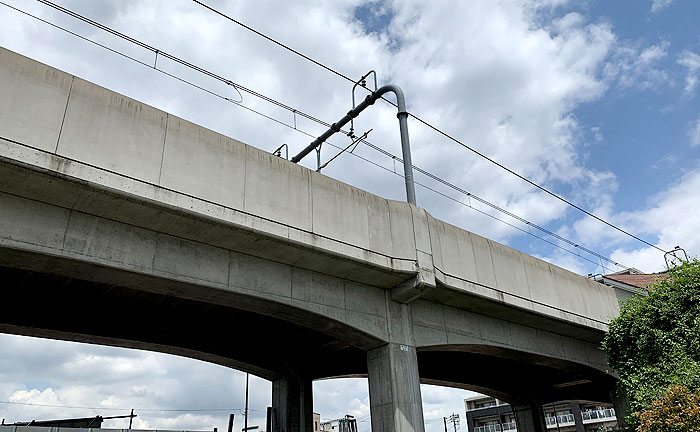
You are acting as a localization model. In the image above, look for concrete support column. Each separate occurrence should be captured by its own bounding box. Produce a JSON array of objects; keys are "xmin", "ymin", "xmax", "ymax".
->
[
  {"xmin": 570, "ymin": 403, "xmax": 585, "ymax": 432},
  {"xmin": 271, "ymin": 376, "xmax": 313, "ymax": 432},
  {"xmin": 512, "ymin": 402, "xmax": 546, "ymax": 432},
  {"xmin": 367, "ymin": 342, "xmax": 425, "ymax": 432}
]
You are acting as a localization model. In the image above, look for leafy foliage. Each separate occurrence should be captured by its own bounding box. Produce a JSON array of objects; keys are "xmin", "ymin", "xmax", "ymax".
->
[
  {"xmin": 637, "ymin": 385, "xmax": 700, "ymax": 432},
  {"xmin": 601, "ymin": 259, "xmax": 700, "ymax": 429}
]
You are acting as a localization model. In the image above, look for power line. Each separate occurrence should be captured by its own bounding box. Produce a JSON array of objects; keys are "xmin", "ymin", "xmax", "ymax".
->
[
  {"xmin": 0, "ymin": 400, "xmax": 258, "ymax": 413},
  {"xmin": 361, "ymin": 142, "xmax": 625, "ymax": 269},
  {"xmin": 190, "ymin": 0, "xmax": 667, "ymax": 255},
  {"xmin": 32, "ymin": 0, "xmax": 333, "ymax": 130},
  {"xmin": 407, "ymin": 115, "xmax": 667, "ymax": 255},
  {"xmin": 7, "ymin": 0, "xmax": 628, "ymax": 272},
  {"xmin": 190, "ymin": 0, "xmax": 355, "ymax": 84}
]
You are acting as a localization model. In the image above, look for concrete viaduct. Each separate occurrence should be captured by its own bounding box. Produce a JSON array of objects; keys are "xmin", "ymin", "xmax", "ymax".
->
[{"xmin": 0, "ymin": 47, "xmax": 624, "ymax": 432}]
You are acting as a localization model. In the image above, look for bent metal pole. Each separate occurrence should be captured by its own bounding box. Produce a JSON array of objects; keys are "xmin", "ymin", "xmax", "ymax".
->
[{"xmin": 290, "ymin": 85, "xmax": 417, "ymax": 206}]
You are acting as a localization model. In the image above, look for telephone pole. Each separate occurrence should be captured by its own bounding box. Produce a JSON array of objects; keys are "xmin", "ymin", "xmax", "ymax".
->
[{"xmin": 244, "ymin": 373, "xmax": 249, "ymax": 432}]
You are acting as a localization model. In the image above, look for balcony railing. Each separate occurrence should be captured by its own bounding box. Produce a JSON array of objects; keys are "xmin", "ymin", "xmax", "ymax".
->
[
  {"xmin": 501, "ymin": 422, "xmax": 517, "ymax": 431},
  {"xmin": 473, "ymin": 422, "xmax": 518, "ymax": 432},
  {"xmin": 545, "ymin": 414, "xmax": 575, "ymax": 427},
  {"xmin": 471, "ymin": 408, "xmax": 615, "ymax": 432},
  {"xmin": 582, "ymin": 408, "xmax": 616, "ymax": 422},
  {"xmin": 474, "ymin": 424, "xmax": 501, "ymax": 432}
]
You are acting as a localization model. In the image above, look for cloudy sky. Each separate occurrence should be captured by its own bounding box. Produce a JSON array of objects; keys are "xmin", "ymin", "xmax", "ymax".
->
[{"xmin": 1, "ymin": 0, "xmax": 699, "ymax": 431}]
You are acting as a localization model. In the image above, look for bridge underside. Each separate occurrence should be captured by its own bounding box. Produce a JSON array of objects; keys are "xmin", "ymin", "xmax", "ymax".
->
[
  {"xmin": 418, "ymin": 349, "xmax": 614, "ymax": 405},
  {"xmin": 0, "ymin": 256, "xmax": 375, "ymax": 381},
  {"xmin": 1, "ymin": 256, "xmax": 615, "ymax": 404}
]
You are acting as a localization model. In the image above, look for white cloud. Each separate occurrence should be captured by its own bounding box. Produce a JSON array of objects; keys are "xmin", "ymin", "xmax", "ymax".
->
[
  {"xmin": 0, "ymin": 334, "xmax": 271, "ymax": 431},
  {"xmin": 0, "ymin": 0, "xmax": 627, "ymax": 249},
  {"xmin": 536, "ymin": 165, "xmax": 700, "ymax": 275},
  {"xmin": 373, "ymin": 0, "xmax": 621, "ymax": 246},
  {"xmin": 591, "ymin": 126, "xmax": 603, "ymax": 142},
  {"xmin": 609, "ymin": 167, "xmax": 700, "ymax": 272},
  {"xmin": 650, "ymin": 153, "xmax": 679, "ymax": 170},
  {"xmin": 650, "ymin": 0, "xmax": 674, "ymax": 13},
  {"xmin": 605, "ymin": 42, "xmax": 670, "ymax": 90},
  {"xmin": 690, "ymin": 115, "xmax": 700, "ymax": 147},
  {"xmin": 9, "ymin": 388, "xmax": 60, "ymax": 404},
  {"xmin": 535, "ymin": 249, "xmax": 591, "ymax": 275},
  {"xmin": 420, "ymin": 385, "xmax": 479, "ymax": 432},
  {"xmin": 314, "ymin": 378, "xmax": 370, "ymax": 423},
  {"xmin": 678, "ymin": 50, "xmax": 700, "ymax": 96}
]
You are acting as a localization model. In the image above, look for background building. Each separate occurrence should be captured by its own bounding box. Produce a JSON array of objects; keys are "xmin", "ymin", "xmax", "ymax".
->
[
  {"xmin": 319, "ymin": 415, "xmax": 357, "ymax": 432},
  {"xmin": 593, "ymin": 268, "xmax": 669, "ymax": 302},
  {"xmin": 464, "ymin": 395, "xmax": 617, "ymax": 432}
]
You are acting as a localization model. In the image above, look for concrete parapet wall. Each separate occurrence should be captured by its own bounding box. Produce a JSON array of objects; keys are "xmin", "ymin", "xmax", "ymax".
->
[
  {"xmin": 0, "ymin": 47, "xmax": 618, "ymax": 331},
  {"xmin": 427, "ymin": 214, "xmax": 618, "ymax": 329}
]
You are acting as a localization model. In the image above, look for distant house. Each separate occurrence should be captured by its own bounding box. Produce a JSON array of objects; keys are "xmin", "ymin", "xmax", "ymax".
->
[{"xmin": 595, "ymin": 268, "xmax": 669, "ymax": 302}]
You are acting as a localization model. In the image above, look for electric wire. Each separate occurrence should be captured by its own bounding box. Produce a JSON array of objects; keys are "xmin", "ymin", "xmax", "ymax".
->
[
  {"xmin": 190, "ymin": 0, "xmax": 355, "ymax": 84},
  {"xmin": 33, "ymin": 0, "xmax": 334, "ymax": 131},
  {"xmin": 0, "ymin": 400, "xmax": 266, "ymax": 413},
  {"xmin": 8, "ymin": 0, "xmax": 626, "ymax": 271},
  {"xmin": 189, "ymin": 0, "xmax": 668, "ymax": 255}
]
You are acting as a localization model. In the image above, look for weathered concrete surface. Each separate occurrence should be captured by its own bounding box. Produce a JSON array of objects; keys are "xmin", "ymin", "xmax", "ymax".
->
[
  {"xmin": 0, "ymin": 46, "xmax": 618, "ymax": 331},
  {"xmin": 0, "ymin": 47, "xmax": 624, "ymax": 431},
  {"xmin": 272, "ymin": 377, "xmax": 313, "ymax": 432}
]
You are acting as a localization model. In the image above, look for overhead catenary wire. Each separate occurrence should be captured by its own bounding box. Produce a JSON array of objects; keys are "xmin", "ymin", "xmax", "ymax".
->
[
  {"xmin": 189, "ymin": 0, "xmax": 668, "ymax": 256},
  {"xmin": 8, "ymin": 0, "xmax": 627, "ymax": 272},
  {"xmin": 190, "ymin": 0, "xmax": 355, "ymax": 84},
  {"xmin": 33, "ymin": 0, "xmax": 332, "ymax": 129}
]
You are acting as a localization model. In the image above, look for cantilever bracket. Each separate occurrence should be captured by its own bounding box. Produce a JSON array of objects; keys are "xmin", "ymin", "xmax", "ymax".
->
[{"xmin": 290, "ymin": 79, "xmax": 417, "ymax": 206}]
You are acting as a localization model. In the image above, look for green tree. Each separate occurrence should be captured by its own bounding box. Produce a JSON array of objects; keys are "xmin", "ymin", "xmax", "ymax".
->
[
  {"xmin": 637, "ymin": 385, "xmax": 700, "ymax": 432},
  {"xmin": 601, "ymin": 259, "xmax": 700, "ymax": 430}
]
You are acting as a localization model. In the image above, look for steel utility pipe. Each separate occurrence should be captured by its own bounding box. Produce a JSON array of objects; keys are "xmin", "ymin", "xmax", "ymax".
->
[{"xmin": 290, "ymin": 85, "xmax": 417, "ymax": 206}]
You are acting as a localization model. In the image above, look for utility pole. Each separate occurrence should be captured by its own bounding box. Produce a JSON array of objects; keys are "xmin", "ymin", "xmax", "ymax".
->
[
  {"xmin": 244, "ymin": 373, "xmax": 249, "ymax": 432},
  {"xmin": 443, "ymin": 417, "xmax": 448, "ymax": 432},
  {"xmin": 449, "ymin": 413, "xmax": 460, "ymax": 432}
]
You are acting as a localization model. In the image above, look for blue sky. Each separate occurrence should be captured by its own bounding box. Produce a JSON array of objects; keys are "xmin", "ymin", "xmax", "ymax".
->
[
  {"xmin": 349, "ymin": 0, "xmax": 700, "ymax": 276},
  {"xmin": 574, "ymin": 0, "xmax": 700, "ymax": 208},
  {"xmin": 0, "ymin": 1, "xmax": 699, "ymax": 431}
]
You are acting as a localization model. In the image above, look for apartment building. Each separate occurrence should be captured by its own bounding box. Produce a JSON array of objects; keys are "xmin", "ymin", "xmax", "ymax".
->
[{"xmin": 464, "ymin": 395, "xmax": 617, "ymax": 432}]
